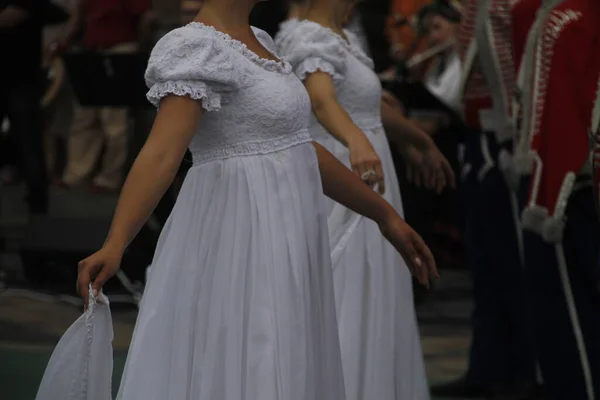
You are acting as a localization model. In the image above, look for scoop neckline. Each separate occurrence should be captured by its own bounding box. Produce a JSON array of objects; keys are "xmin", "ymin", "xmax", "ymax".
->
[
  {"xmin": 296, "ymin": 19, "xmax": 374, "ymax": 68},
  {"xmin": 298, "ymin": 19, "xmax": 351, "ymax": 46},
  {"xmin": 187, "ymin": 21, "xmax": 293, "ymax": 75}
]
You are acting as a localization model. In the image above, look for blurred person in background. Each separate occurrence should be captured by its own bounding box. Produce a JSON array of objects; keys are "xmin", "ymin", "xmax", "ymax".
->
[
  {"xmin": 50, "ymin": 0, "xmax": 155, "ymax": 192},
  {"xmin": 387, "ymin": 0, "xmax": 432, "ymax": 61},
  {"xmin": 277, "ymin": 0, "xmax": 454, "ymax": 397},
  {"xmin": 42, "ymin": 0, "xmax": 76, "ymax": 183},
  {"xmin": 0, "ymin": 0, "xmax": 49, "ymax": 214},
  {"xmin": 431, "ymin": 0, "xmax": 538, "ymax": 398},
  {"xmin": 416, "ymin": 0, "xmax": 462, "ymax": 114},
  {"xmin": 395, "ymin": 0, "xmax": 465, "ymax": 273}
]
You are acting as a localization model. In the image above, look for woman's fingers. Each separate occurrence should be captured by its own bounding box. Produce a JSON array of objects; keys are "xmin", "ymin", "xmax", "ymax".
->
[
  {"xmin": 77, "ymin": 259, "xmax": 94, "ymax": 310},
  {"xmin": 413, "ymin": 232, "xmax": 438, "ymax": 280}
]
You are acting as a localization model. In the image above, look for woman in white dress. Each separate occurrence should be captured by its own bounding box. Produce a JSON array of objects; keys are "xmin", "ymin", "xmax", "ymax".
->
[
  {"xmin": 275, "ymin": 1, "xmax": 454, "ymax": 399},
  {"xmin": 74, "ymin": 1, "xmax": 437, "ymax": 399}
]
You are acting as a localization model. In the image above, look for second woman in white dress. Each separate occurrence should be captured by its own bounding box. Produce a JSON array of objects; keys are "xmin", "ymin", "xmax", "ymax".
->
[{"xmin": 276, "ymin": 1, "xmax": 454, "ymax": 399}]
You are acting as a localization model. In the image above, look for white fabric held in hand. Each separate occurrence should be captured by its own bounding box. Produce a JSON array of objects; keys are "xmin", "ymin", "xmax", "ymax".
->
[{"xmin": 35, "ymin": 285, "xmax": 114, "ymax": 400}]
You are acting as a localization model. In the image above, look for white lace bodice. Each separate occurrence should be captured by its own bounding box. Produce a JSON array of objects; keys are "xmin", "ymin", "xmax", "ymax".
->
[
  {"xmin": 275, "ymin": 20, "xmax": 383, "ymax": 141},
  {"xmin": 145, "ymin": 23, "xmax": 313, "ymax": 164}
]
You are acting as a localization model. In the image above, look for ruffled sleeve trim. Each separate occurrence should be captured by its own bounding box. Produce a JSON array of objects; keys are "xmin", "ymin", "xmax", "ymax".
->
[
  {"xmin": 295, "ymin": 57, "xmax": 345, "ymax": 82},
  {"xmin": 146, "ymin": 80, "xmax": 223, "ymax": 111},
  {"xmin": 144, "ymin": 26, "xmax": 243, "ymax": 111}
]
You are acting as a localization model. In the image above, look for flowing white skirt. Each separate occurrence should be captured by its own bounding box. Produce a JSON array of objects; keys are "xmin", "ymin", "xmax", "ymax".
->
[
  {"xmin": 116, "ymin": 143, "xmax": 346, "ymax": 400},
  {"xmin": 317, "ymin": 127, "xmax": 430, "ymax": 400}
]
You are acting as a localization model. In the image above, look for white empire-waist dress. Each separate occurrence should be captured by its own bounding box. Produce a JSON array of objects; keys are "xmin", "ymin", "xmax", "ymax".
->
[
  {"xmin": 276, "ymin": 20, "xmax": 430, "ymax": 400},
  {"xmin": 35, "ymin": 24, "xmax": 347, "ymax": 400}
]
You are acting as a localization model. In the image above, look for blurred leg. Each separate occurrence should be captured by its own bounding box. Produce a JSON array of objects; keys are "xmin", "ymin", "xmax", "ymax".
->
[
  {"xmin": 93, "ymin": 107, "xmax": 129, "ymax": 190},
  {"xmin": 6, "ymin": 83, "xmax": 48, "ymax": 213},
  {"xmin": 62, "ymin": 104, "xmax": 103, "ymax": 186},
  {"xmin": 43, "ymin": 80, "xmax": 75, "ymax": 180}
]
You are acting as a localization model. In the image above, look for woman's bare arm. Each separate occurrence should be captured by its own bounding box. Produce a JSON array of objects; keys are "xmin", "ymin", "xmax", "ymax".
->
[
  {"xmin": 381, "ymin": 99, "xmax": 435, "ymax": 150},
  {"xmin": 77, "ymin": 95, "xmax": 203, "ymax": 302},
  {"xmin": 305, "ymin": 71, "xmax": 367, "ymax": 148},
  {"xmin": 312, "ymin": 142, "xmax": 391, "ymax": 223},
  {"xmin": 304, "ymin": 71, "xmax": 385, "ymax": 191},
  {"xmin": 102, "ymin": 96, "xmax": 202, "ymax": 252},
  {"xmin": 313, "ymin": 141, "xmax": 438, "ymax": 286},
  {"xmin": 381, "ymin": 100, "xmax": 456, "ymax": 192},
  {"xmin": 411, "ymin": 117, "xmax": 440, "ymax": 136}
]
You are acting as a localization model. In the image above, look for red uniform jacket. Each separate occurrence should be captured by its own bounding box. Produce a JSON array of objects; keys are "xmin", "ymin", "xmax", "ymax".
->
[
  {"xmin": 83, "ymin": 0, "xmax": 152, "ymax": 49},
  {"xmin": 457, "ymin": 0, "xmax": 517, "ymax": 132},
  {"xmin": 515, "ymin": 0, "xmax": 600, "ymax": 217}
]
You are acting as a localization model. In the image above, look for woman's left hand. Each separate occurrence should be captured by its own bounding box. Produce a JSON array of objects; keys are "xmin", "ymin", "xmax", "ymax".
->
[{"xmin": 379, "ymin": 213, "xmax": 438, "ymax": 287}]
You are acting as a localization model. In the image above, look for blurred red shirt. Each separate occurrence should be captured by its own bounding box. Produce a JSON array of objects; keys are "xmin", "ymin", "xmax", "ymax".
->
[{"xmin": 83, "ymin": 0, "xmax": 152, "ymax": 50}]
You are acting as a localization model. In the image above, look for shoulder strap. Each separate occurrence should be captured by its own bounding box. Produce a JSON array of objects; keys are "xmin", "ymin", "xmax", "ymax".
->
[
  {"xmin": 458, "ymin": 38, "xmax": 478, "ymax": 110},
  {"xmin": 481, "ymin": 17, "xmax": 513, "ymax": 142}
]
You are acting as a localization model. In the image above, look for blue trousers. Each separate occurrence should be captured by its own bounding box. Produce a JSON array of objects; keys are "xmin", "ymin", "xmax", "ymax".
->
[
  {"xmin": 462, "ymin": 131, "xmax": 536, "ymax": 388},
  {"xmin": 523, "ymin": 186, "xmax": 600, "ymax": 399}
]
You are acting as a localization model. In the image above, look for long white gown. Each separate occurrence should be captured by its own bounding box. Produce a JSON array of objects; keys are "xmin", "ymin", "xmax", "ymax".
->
[
  {"xmin": 276, "ymin": 20, "xmax": 430, "ymax": 400},
  {"xmin": 112, "ymin": 24, "xmax": 346, "ymax": 400}
]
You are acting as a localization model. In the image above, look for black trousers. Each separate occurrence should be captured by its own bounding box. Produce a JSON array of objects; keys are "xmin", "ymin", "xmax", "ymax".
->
[
  {"xmin": 523, "ymin": 186, "xmax": 600, "ymax": 400},
  {"xmin": 0, "ymin": 80, "xmax": 48, "ymax": 213},
  {"xmin": 462, "ymin": 131, "xmax": 536, "ymax": 388}
]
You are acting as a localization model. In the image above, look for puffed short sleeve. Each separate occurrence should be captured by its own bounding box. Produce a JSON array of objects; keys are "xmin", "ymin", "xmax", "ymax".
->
[
  {"xmin": 145, "ymin": 26, "xmax": 243, "ymax": 111},
  {"xmin": 276, "ymin": 21, "xmax": 347, "ymax": 82}
]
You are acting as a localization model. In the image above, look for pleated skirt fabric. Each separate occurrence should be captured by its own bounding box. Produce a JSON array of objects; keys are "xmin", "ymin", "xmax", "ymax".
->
[
  {"xmin": 116, "ymin": 143, "xmax": 346, "ymax": 400},
  {"xmin": 317, "ymin": 127, "xmax": 430, "ymax": 400}
]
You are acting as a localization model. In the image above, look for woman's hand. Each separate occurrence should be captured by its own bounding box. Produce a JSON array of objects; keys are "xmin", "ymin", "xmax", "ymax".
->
[
  {"xmin": 379, "ymin": 213, "xmax": 438, "ymax": 287},
  {"xmin": 348, "ymin": 134, "xmax": 385, "ymax": 194},
  {"xmin": 400, "ymin": 144, "xmax": 455, "ymax": 193},
  {"xmin": 77, "ymin": 244, "xmax": 124, "ymax": 309},
  {"xmin": 401, "ymin": 145, "xmax": 425, "ymax": 188},
  {"xmin": 381, "ymin": 90, "xmax": 404, "ymax": 112},
  {"xmin": 420, "ymin": 146, "xmax": 456, "ymax": 193},
  {"xmin": 314, "ymin": 141, "xmax": 438, "ymax": 287}
]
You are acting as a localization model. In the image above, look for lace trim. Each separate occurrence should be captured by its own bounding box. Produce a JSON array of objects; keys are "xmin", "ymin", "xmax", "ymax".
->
[
  {"xmin": 296, "ymin": 57, "xmax": 345, "ymax": 82},
  {"xmin": 147, "ymin": 81, "xmax": 223, "ymax": 112},
  {"xmin": 187, "ymin": 22, "xmax": 293, "ymax": 75},
  {"xmin": 191, "ymin": 130, "xmax": 312, "ymax": 165},
  {"xmin": 68, "ymin": 285, "xmax": 96, "ymax": 400}
]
